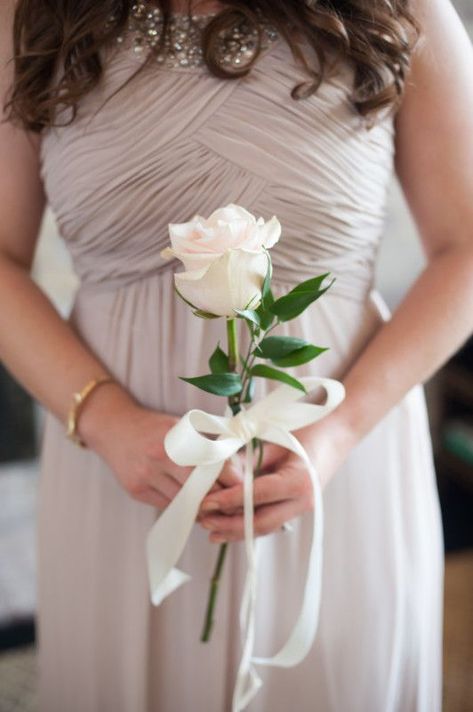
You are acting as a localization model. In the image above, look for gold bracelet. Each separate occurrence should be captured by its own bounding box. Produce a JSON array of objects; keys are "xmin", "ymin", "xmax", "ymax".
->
[{"xmin": 66, "ymin": 376, "xmax": 115, "ymax": 448}]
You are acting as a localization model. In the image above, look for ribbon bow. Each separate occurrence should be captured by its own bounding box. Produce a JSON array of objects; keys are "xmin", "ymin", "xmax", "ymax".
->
[{"xmin": 146, "ymin": 376, "xmax": 345, "ymax": 711}]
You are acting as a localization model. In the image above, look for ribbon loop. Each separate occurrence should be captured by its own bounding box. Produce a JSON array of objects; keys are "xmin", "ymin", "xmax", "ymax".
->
[
  {"xmin": 165, "ymin": 409, "xmax": 243, "ymax": 466},
  {"xmin": 146, "ymin": 376, "xmax": 345, "ymax": 710}
]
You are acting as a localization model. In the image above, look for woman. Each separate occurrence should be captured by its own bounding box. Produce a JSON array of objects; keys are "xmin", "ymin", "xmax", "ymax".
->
[{"xmin": 1, "ymin": 0, "xmax": 472, "ymax": 709}]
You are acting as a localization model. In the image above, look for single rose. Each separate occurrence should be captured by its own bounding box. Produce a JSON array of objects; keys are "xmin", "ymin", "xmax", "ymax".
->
[{"xmin": 160, "ymin": 203, "xmax": 281, "ymax": 316}]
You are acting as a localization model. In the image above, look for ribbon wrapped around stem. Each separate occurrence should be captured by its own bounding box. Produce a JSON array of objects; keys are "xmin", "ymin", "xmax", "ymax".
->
[{"xmin": 146, "ymin": 376, "xmax": 345, "ymax": 711}]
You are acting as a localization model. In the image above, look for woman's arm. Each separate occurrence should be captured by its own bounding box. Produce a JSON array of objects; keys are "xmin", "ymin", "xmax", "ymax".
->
[
  {"xmin": 197, "ymin": 0, "xmax": 473, "ymax": 538},
  {"xmin": 314, "ymin": 0, "xmax": 473, "ymax": 447},
  {"xmin": 0, "ymin": 1, "xmax": 129, "ymax": 429}
]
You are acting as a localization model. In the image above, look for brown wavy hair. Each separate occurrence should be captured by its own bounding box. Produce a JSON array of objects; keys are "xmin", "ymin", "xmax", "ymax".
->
[{"xmin": 3, "ymin": 0, "xmax": 420, "ymax": 133}]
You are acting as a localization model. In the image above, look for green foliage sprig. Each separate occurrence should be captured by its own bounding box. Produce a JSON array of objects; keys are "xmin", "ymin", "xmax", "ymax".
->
[{"xmin": 178, "ymin": 256, "xmax": 334, "ymax": 400}]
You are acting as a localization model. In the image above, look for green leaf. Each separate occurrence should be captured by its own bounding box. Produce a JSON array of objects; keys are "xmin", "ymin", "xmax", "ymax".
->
[
  {"xmin": 192, "ymin": 308, "xmax": 221, "ymax": 319},
  {"xmin": 255, "ymin": 335, "xmax": 308, "ymax": 359},
  {"xmin": 208, "ymin": 344, "xmax": 230, "ymax": 374},
  {"xmin": 179, "ymin": 373, "xmax": 242, "ymax": 396},
  {"xmin": 243, "ymin": 292, "xmax": 262, "ymax": 310},
  {"xmin": 291, "ymin": 273, "xmax": 332, "ymax": 295},
  {"xmin": 255, "ymin": 304, "xmax": 275, "ymax": 331},
  {"xmin": 233, "ymin": 308, "xmax": 261, "ymax": 328},
  {"xmin": 270, "ymin": 273, "xmax": 335, "ymax": 322},
  {"xmin": 271, "ymin": 345, "xmax": 329, "ymax": 367},
  {"xmin": 239, "ymin": 351, "xmax": 249, "ymax": 370},
  {"xmin": 261, "ymin": 249, "xmax": 274, "ymax": 310},
  {"xmin": 243, "ymin": 377, "xmax": 255, "ymax": 403},
  {"xmin": 250, "ymin": 364, "xmax": 307, "ymax": 393}
]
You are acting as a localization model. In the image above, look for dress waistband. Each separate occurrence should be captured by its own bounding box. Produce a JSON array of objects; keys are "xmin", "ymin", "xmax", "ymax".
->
[{"xmin": 75, "ymin": 258, "xmax": 375, "ymax": 304}]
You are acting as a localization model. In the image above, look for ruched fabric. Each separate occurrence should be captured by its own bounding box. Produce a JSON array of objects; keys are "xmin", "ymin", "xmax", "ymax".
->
[{"xmin": 36, "ymin": 25, "xmax": 443, "ymax": 712}]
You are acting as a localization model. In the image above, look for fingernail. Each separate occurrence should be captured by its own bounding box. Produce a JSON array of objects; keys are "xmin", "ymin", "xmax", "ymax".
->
[
  {"xmin": 200, "ymin": 519, "xmax": 216, "ymax": 529},
  {"xmin": 201, "ymin": 501, "xmax": 219, "ymax": 512},
  {"xmin": 210, "ymin": 535, "xmax": 227, "ymax": 543}
]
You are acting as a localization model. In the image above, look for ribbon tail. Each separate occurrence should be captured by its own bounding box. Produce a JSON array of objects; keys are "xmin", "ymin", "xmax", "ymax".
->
[
  {"xmin": 147, "ymin": 461, "xmax": 224, "ymax": 606},
  {"xmin": 232, "ymin": 438, "xmax": 264, "ymax": 712},
  {"xmin": 232, "ymin": 546, "xmax": 263, "ymax": 712},
  {"xmin": 251, "ymin": 427, "xmax": 324, "ymax": 668}
]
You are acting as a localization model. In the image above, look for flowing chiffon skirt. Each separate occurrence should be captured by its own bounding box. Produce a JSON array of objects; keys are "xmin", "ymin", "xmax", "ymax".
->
[{"xmin": 37, "ymin": 273, "xmax": 444, "ymax": 712}]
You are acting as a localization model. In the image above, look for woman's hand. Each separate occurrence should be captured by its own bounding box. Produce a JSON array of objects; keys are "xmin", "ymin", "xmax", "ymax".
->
[
  {"xmin": 78, "ymin": 382, "xmax": 242, "ymax": 509},
  {"xmin": 196, "ymin": 416, "xmax": 356, "ymax": 542}
]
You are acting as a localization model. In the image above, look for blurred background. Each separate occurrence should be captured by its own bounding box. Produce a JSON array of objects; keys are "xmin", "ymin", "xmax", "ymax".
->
[{"xmin": 1, "ymin": 2, "xmax": 472, "ymax": 710}]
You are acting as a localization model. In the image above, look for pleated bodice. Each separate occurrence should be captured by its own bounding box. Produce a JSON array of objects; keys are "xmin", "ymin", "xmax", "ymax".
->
[{"xmin": 39, "ymin": 9, "xmax": 395, "ymax": 304}]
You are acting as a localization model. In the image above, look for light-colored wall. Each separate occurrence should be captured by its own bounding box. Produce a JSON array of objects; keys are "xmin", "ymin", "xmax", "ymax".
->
[{"xmin": 31, "ymin": 210, "xmax": 78, "ymax": 317}]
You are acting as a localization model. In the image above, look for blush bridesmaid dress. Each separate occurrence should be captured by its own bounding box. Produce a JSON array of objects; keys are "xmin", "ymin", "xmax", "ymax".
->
[{"xmin": 36, "ymin": 6, "xmax": 444, "ymax": 711}]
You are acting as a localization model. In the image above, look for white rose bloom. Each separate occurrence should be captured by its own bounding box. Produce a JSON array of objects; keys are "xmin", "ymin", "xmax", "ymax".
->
[{"xmin": 160, "ymin": 203, "xmax": 281, "ymax": 317}]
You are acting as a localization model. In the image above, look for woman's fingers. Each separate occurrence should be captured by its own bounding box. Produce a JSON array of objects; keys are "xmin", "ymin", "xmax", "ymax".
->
[
  {"xmin": 199, "ymin": 468, "xmax": 306, "ymax": 515},
  {"xmin": 163, "ymin": 452, "xmax": 242, "ymax": 490},
  {"xmin": 208, "ymin": 481, "xmax": 224, "ymax": 494},
  {"xmin": 217, "ymin": 454, "xmax": 244, "ymax": 488},
  {"xmin": 255, "ymin": 442, "xmax": 289, "ymax": 473},
  {"xmin": 210, "ymin": 442, "xmax": 288, "ymax": 491},
  {"xmin": 155, "ymin": 443, "xmax": 289, "ymax": 517},
  {"xmin": 152, "ymin": 471, "xmax": 183, "ymax": 501},
  {"xmin": 134, "ymin": 486, "xmax": 171, "ymax": 511},
  {"xmin": 202, "ymin": 475, "xmax": 285, "ymax": 513},
  {"xmin": 163, "ymin": 460, "xmax": 195, "ymax": 486},
  {"xmin": 195, "ymin": 459, "xmax": 243, "ymax": 520},
  {"xmin": 160, "ymin": 442, "xmax": 286, "ymax": 500},
  {"xmin": 201, "ymin": 499, "xmax": 302, "ymax": 541}
]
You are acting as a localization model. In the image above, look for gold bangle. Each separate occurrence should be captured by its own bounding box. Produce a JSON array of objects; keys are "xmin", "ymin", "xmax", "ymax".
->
[{"xmin": 66, "ymin": 376, "xmax": 115, "ymax": 448}]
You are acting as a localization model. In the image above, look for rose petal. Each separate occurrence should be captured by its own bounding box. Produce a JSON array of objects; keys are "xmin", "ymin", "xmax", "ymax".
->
[
  {"xmin": 260, "ymin": 216, "xmax": 282, "ymax": 248},
  {"xmin": 164, "ymin": 204, "xmax": 280, "ymax": 265},
  {"xmin": 171, "ymin": 250, "xmax": 222, "ymax": 272},
  {"xmin": 174, "ymin": 248, "xmax": 267, "ymax": 316}
]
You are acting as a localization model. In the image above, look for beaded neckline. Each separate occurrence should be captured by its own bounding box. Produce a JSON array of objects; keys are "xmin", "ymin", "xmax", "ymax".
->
[{"xmin": 111, "ymin": 3, "xmax": 281, "ymax": 70}]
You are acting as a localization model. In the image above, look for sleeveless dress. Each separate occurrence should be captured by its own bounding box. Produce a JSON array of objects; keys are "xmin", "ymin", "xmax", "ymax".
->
[{"xmin": 36, "ymin": 9, "xmax": 444, "ymax": 712}]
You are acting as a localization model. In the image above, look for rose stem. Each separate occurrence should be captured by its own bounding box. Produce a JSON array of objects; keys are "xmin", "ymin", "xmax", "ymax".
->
[
  {"xmin": 201, "ymin": 318, "xmax": 241, "ymax": 643},
  {"xmin": 200, "ymin": 539, "xmax": 228, "ymax": 643}
]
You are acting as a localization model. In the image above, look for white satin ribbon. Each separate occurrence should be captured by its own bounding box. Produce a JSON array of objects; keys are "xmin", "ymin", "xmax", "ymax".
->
[{"xmin": 146, "ymin": 376, "xmax": 345, "ymax": 711}]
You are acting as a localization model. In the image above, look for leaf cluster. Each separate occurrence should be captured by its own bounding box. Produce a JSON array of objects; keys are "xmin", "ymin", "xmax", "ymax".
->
[{"xmin": 179, "ymin": 264, "xmax": 335, "ymax": 397}]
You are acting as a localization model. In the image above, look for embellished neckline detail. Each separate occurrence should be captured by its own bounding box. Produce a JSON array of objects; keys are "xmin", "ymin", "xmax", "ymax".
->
[{"xmin": 111, "ymin": 3, "xmax": 280, "ymax": 70}]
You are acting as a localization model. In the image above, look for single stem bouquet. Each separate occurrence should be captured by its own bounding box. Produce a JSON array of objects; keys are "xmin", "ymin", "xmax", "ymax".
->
[{"xmin": 160, "ymin": 203, "xmax": 335, "ymax": 643}]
